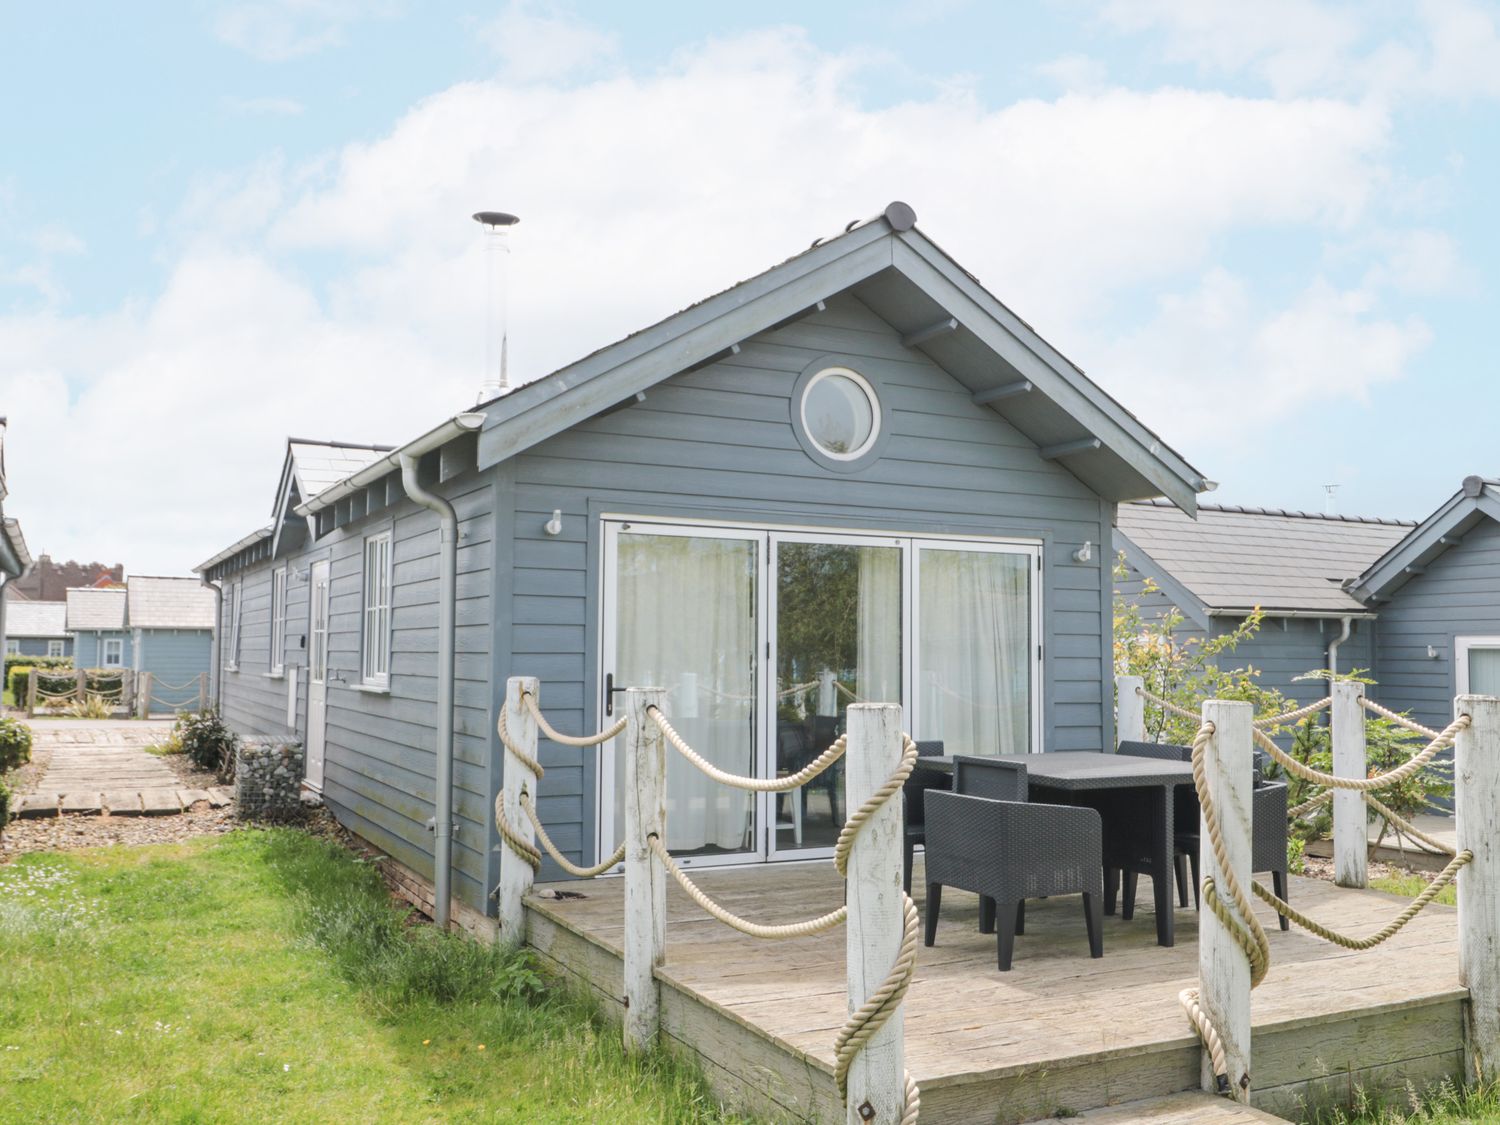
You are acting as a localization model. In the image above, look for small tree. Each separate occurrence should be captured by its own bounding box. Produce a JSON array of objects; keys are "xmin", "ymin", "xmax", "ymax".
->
[{"xmin": 1113, "ymin": 554, "xmax": 1290, "ymax": 744}]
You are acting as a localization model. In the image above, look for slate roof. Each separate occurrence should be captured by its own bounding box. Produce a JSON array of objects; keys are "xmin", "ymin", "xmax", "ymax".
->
[
  {"xmin": 7, "ymin": 600, "xmax": 67, "ymax": 638},
  {"xmin": 65, "ymin": 586, "xmax": 126, "ymax": 630},
  {"xmin": 288, "ymin": 441, "xmax": 392, "ymax": 505},
  {"xmin": 127, "ymin": 576, "xmax": 216, "ymax": 630},
  {"xmin": 1116, "ymin": 500, "xmax": 1415, "ymax": 615}
]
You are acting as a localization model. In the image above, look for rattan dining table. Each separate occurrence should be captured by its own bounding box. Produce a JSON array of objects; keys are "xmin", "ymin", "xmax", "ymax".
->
[{"xmin": 919, "ymin": 751, "xmax": 1198, "ymax": 946}]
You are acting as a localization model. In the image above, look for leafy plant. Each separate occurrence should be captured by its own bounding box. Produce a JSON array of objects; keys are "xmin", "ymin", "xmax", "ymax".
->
[
  {"xmin": 63, "ymin": 693, "xmax": 116, "ymax": 720},
  {"xmin": 0, "ymin": 775, "xmax": 11, "ymax": 830},
  {"xmin": 4, "ymin": 654, "xmax": 71, "ymax": 694},
  {"xmin": 1113, "ymin": 554, "xmax": 1293, "ymax": 742},
  {"xmin": 0, "ymin": 717, "xmax": 32, "ymax": 771},
  {"xmin": 172, "ymin": 708, "xmax": 238, "ymax": 774}
]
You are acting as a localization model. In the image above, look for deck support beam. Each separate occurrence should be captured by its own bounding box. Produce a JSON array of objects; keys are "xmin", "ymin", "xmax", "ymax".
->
[
  {"xmin": 497, "ymin": 676, "xmax": 539, "ymax": 947},
  {"xmin": 1332, "ymin": 681, "xmax": 1368, "ymax": 888},
  {"xmin": 1199, "ymin": 698, "xmax": 1253, "ymax": 1099},
  {"xmin": 971, "ymin": 379, "xmax": 1032, "ymax": 405},
  {"xmin": 1456, "ymin": 693, "xmax": 1500, "ymax": 1084},
  {"xmin": 1115, "ymin": 675, "xmax": 1145, "ymax": 746},
  {"xmin": 844, "ymin": 703, "xmax": 906, "ymax": 1123},
  {"xmin": 624, "ymin": 687, "xmax": 667, "ymax": 1052}
]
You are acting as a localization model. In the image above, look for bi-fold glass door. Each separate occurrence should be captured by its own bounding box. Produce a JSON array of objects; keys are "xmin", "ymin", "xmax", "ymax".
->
[{"xmin": 599, "ymin": 519, "xmax": 1042, "ymax": 868}]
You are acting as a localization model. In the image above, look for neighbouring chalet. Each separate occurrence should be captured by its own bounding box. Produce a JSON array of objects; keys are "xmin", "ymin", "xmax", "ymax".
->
[
  {"xmin": 0, "ymin": 418, "xmax": 33, "ymax": 658},
  {"xmin": 5, "ymin": 600, "xmax": 70, "ymax": 658},
  {"xmin": 195, "ymin": 203, "xmax": 1211, "ymax": 930},
  {"xmin": 66, "ymin": 577, "xmax": 215, "ymax": 709},
  {"xmin": 1114, "ymin": 501, "xmax": 1414, "ymax": 705}
]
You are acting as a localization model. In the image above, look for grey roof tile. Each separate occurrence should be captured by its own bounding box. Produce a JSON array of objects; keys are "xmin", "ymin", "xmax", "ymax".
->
[
  {"xmin": 65, "ymin": 587, "xmax": 126, "ymax": 630},
  {"xmin": 1118, "ymin": 501, "xmax": 1415, "ymax": 614},
  {"xmin": 6, "ymin": 600, "xmax": 67, "ymax": 638},
  {"xmin": 126, "ymin": 576, "xmax": 216, "ymax": 629}
]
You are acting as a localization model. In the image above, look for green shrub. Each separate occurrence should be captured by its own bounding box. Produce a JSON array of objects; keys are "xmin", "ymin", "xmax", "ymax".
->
[
  {"xmin": 173, "ymin": 708, "xmax": 237, "ymax": 772},
  {"xmin": 6, "ymin": 665, "xmax": 32, "ymax": 700},
  {"xmin": 0, "ymin": 717, "xmax": 31, "ymax": 771},
  {"xmin": 3, "ymin": 653, "xmax": 71, "ymax": 686}
]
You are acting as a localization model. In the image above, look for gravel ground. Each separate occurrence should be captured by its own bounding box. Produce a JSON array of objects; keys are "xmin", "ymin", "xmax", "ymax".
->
[{"xmin": 0, "ymin": 804, "xmax": 239, "ymax": 859}]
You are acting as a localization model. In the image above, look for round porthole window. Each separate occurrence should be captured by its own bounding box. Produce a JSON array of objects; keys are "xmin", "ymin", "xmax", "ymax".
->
[{"xmin": 799, "ymin": 367, "xmax": 880, "ymax": 461}]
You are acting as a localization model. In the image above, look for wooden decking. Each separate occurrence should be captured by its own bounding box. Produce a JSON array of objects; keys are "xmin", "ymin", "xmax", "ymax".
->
[{"xmin": 527, "ymin": 861, "xmax": 1466, "ymax": 1123}]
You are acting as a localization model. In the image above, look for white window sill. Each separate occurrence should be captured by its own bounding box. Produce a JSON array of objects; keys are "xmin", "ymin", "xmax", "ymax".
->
[
  {"xmin": 225, "ymin": 665, "xmax": 240, "ymax": 674},
  {"xmin": 263, "ymin": 671, "xmax": 285, "ymax": 680},
  {"xmin": 349, "ymin": 682, "xmax": 390, "ymax": 695}
]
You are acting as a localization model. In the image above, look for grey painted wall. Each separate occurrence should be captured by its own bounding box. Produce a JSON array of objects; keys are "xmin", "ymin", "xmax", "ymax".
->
[
  {"xmin": 217, "ymin": 466, "xmax": 494, "ymax": 914},
  {"xmin": 1373, "ymin": 516, "xmax": 1500, "ymax": 734},
  {"xmin": 9, "ymin": 637, "xmax": 71, "ymax": 657},
  {"xmin": 74, "ymin": 630, "xmax": 131, "ymax": 669},
  {"xmin": 502, "ymin": 293, "xmax": 1113, "ymax": 873},
  {"xmin": 137, "ymin": 629, "xmax": 212, "ymax": 709}
]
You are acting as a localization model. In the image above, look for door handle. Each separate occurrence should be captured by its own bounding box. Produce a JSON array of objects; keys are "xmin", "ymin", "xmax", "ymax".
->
[{"xmin": 604, "ymin": 672, "xmax": 629, "ymax": 717}]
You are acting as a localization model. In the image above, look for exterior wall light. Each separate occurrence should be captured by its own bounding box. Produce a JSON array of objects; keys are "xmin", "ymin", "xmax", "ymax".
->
[
  {"xmin": 544, "ymin": 510, "xmax": 563, "ymax": 536},
  {"xmin": 1072, "ymin": 540, "xmax": 1093, "ymax": 563}
]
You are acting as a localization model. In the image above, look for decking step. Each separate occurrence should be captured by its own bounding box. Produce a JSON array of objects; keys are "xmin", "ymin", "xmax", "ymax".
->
[{"xmin": 1075, "ymin": 1092, "xmax": 1289, "ymax": 1122}]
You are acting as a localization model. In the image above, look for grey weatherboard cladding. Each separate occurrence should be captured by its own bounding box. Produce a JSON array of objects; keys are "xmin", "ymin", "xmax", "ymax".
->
[{"xmin": 203, "ymin": 207, "xmax": 1211, "ymax": 913}]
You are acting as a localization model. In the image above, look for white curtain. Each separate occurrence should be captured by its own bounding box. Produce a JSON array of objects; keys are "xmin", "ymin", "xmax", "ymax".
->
[
  {"xmin": 918, "ymin": 549, "xmax": 1031, "ymax": 756},
  {"xmin": 1470, "ymin": 648, "xmax": 1500, "ymax": 695},
  {"xmin": 614, "ymin": 533, "xmax": 755, "ymax": 852},
  {"xmin": 856, "ymin": 547, "xmax": 902, "ymax": 703}
]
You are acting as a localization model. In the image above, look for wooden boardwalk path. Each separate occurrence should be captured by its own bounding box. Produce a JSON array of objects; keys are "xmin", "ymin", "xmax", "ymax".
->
[
  {"xmin": 529, "ymin": 861, "xmax": 1463, "ymax": 1123},
  {"xmin": 15, "ymin": 720, "xmax": 230, "ymax": 817}
]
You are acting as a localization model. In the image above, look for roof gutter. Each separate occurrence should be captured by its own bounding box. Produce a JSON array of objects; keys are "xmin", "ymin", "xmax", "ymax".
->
[
  {"xmin": 1205, "ymin": 608, "xmax": 1378, "ymax": 621},
  {"xmin": 296, "ymin": 413, "xmax": 487, "ymax": 517},
  {"xmin": 194, "ymin": 527, "xmax": 272, "ymax": 576}
]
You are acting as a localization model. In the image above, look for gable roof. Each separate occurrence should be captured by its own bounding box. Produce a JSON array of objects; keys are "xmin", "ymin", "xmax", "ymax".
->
[
  {"xmin": 0, "ymin": 516, "xmax": 29, "ymax": 579},
  {"xmin": 268, "ymin": 439, "xmax": 394, "ymax": 558},
  {"xmin": 7, "ymin": 600, "xmax": 66, "ymax": 638},
  {"xmin": 1116, "ymin": 500, "xmax": 1413, "ymax": 623},
  {"xmin": 65, "ymin": 586, "xmax": 126, "ymax": 630},
  {"xmin": 472, "ymin": 203, "xmax": 1209, "ymax": 513},
  {"xmin": 1350, "ymin": 476, "xmax": 1500, "ymax": 603},
  {"xmin": 126, "ymin": 576, "xmax": 216, "ymax": 630}
]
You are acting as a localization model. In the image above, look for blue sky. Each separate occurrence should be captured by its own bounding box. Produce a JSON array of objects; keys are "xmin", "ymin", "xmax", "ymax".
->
[{"xmin": 3, "ymin": 1, "xmax": 1498, "ymax": 573}]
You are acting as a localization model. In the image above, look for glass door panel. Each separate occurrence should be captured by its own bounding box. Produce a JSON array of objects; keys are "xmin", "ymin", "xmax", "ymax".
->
[
  {"xmin": 1468, "ymin": 647, "xmax": 1500, "ymax": 695},
  {"xmin": 772, "ymin": 538, "xmax": 902, "ymax": 853},
  {"xmin": 609, "ymin": 527, "xmax": 759, "ymax": 860},
  {"xmin": 916, "ymin": 545, "xmax": 1034, "ymax": 756}
]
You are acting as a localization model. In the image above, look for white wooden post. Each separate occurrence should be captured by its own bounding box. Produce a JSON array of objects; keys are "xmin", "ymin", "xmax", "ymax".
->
[
  {"xmin": 623, "ymin": 686, "xmax": 666, "ymax": 1052},
  {"xmin": 818, "ymin": 670, "xmax": 838, "ymax": 717},
  {"xmin": 137, "ymin": 672, "xmax": 153, "ymax": 720},
  {"xmin": 76, "ymin": 666, "xmax": 87, "ymax": 703},
  {"xmin": 844, "ymin": 703, "xmax": 906, "ymax": 1123},
  {"xmin": 1455, "ymin": 693, "xmax": 1500, "ymax": 1084},
  {"xmin": 496, "ymin": 676, "xmax": 539, "ymax": 948},
  {"xmin": 25, "ymin": 669, "xmax": 36, "ymax": 717},
  {"xmin": 1199, "ymin": 698, "xmax": 1254, "ymax": 1099},
  {"xmin": 1116, "ymin": 674, "xmax": 1145, "ymax": 747},
  {"xmin": 198, "ymin": 672, "xmax": 209, "ymax": 714},
  {"xmin": 1332, "ymin": 680, "xmax": 1368, "ymax": 888}
]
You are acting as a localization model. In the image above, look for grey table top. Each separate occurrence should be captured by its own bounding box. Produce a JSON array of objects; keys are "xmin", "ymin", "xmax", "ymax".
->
[{"xmin": 921, "ymin": 751, "xmax": 1195, "ymax": 791}]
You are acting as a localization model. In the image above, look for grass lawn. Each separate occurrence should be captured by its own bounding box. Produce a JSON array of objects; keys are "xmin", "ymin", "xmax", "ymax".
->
[
  {"xmin": 1370, "ymin": 868, "xmax": 1458, "ymax": 907},
  {"xmin": 0, "ymin": 830, "xmax": 753, "ymax": 1123}
]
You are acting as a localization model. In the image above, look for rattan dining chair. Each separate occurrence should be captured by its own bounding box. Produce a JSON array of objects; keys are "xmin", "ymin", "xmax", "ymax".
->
[
  {"xmin": 923, "ymin": 777, "xmax": 1105, "ymax": 971},
  {"xmin": 901, "ymin": 740, "xmax": 948, "ymax": 894}
]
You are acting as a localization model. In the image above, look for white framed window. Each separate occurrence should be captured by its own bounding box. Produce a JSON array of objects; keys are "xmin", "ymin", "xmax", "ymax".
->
[
  {"xmin": 270, "ymin": 566, "xmax": 287, "ymax": 675},
  {"xmin": 47, "ymin": 640, "xmax": 64, "ymax": 658},
  {"xmin": 1456, "ymin": 636, "xmax": 1500, "ymax": 696},
  {"xmin": 102, "ymin": 637, "xmax": 123, "ymax": 668},
  {"xmin": 4, "ymin": 639, "xmax": 17, "ymax": 656},
  {"xmin": 800, "ymin": 366, "xmax": 881, "ymax": 461},
  {"xmin": 227, "ymin": 581, "xmax": 243, "ymax": 670},
  {"xmin": 361, "ymin": 532, "xmax": 393, "ymax": 687}
]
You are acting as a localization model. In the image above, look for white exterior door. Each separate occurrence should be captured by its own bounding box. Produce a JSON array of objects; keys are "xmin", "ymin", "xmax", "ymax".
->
[{"xmin": 306, "ymin": 559, "xmax": 330, "ymax": 790}]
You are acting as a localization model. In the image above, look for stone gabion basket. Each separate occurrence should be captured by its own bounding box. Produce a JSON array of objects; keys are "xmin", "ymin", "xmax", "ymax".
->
[{"xmin": 234, "ymin": 738, "xmax": 305, "ymax": 821}]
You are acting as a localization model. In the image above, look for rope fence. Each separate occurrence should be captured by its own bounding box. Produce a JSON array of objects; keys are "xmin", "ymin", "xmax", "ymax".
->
[{"xmin": 493, "ymin": 678, "xmax": 921, "ymax": 1123}]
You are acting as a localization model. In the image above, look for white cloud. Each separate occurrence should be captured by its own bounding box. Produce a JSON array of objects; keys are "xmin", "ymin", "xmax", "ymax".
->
[
  {"xmin": 1098, "ymin": 0, "xmax": 1500, "ymax": 101},
  {"xmin": 212, "ymin": 0, "xmax": 392, "ymax": 62},
  {"xmin": 1088, "ymin": 269, "xmax": 1431, "ymax": 451},
  {"xmin": 1036, "ymin": 54, "xmax": 1110, "ymax": 93},
  {"xmin": 481, "ymin": 2, "xmax": 618, "ymax": 83},
  {"xmin": 0, "ymin": 22, "xmax": 1437, "ymax": 573}
]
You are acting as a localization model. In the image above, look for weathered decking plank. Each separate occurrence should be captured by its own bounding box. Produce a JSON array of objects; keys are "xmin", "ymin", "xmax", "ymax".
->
[{"xmin": 527, "ymin": 862, "xmax": 1466, "ymax": 1123}]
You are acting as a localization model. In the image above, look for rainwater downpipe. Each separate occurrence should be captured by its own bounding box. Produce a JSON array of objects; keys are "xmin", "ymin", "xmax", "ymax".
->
[
  {"xmin": 200, "ymin": 578, "xmax": 223, "ymax": 708},
  {"xmin": 399, "ymin": 451, "xmax": 459, "ymax": 930},
  {"xmin": 1327, "ymin": 615, "xmax": 1353, "ymax": 678}
]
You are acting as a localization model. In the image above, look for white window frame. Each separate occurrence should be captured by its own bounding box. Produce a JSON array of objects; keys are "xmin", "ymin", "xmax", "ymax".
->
[
  {"xmin": 361, "ymin": 531, "xmax": 393, "ymax": 688},
  {"xmin": 47, "ymin": 639, "xmax": 64, "ymax": 658},
  {"xmin": 102, "ymin": 637, "xmax": 123, "ymax": 668},
  {"xmin": 1456, "ymin": 635, "xmax": 1500, "ymax": 696},
  {"xmin": 227, "ymin": 581, "xmax": 243, "ymax": 671},
  {"xmin": 269, "ymin": 565, "xmax": 287, "ymax": 676}
]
